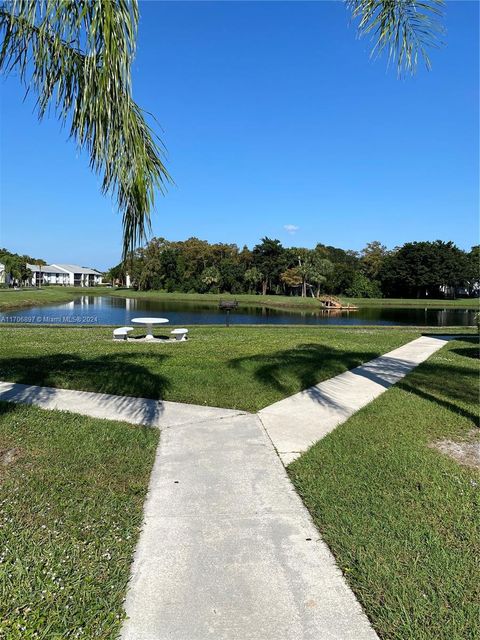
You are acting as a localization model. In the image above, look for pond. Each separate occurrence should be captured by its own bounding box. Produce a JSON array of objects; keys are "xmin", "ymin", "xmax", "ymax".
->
[{"xmin": 0, "ymin": 296, "xmax": 477, "ymax": 326}]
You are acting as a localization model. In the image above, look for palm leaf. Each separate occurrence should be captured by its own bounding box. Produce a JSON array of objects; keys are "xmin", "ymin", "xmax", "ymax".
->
[
  {"xmin": 346, "ymin": 0, "xmax": 445, "ymax": 74},
  {"xmin": 0, "ymin": 0, "xmax": 171, "ymax": 258}
]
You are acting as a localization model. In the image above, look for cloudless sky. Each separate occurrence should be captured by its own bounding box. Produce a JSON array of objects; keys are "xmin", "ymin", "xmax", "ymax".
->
[{"xmin": 0, "ymin": 0, "xmax": 478, "ymax": 270}]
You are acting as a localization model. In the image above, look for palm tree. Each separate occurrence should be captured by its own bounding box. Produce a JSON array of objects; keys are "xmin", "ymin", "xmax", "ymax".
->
[
  {"xmin": 244, "ymin": 266, "xmax": 264, "ymax": 294},
  {"xmin": 0, "ymin": 1, "xmax": 444, "ymax": 256}
]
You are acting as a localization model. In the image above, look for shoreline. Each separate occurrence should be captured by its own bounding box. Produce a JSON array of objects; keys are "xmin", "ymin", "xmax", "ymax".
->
[
  {"xmin": 0, "ymin": 287, "xmax": 478, "ymax": 313},
  {"xmin": 0, "ymin": 323, "xmax": 476, "ymax": 334}
]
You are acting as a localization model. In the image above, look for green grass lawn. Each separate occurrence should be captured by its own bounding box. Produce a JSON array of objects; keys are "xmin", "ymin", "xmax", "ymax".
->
[
  {"xmin": 0, "ymin": 326, "xmax": 426, "ymax": 411},
  {"xmin": 0, "ymin": 327, "xmax": 477, "ymax": 639},
  {"xmin": 0, "ymin": 402, "xmax": 158, "ymax": 639},
  {"xmin": 289, "ymin": 337, "xmax": 479, "ymax": 640}
]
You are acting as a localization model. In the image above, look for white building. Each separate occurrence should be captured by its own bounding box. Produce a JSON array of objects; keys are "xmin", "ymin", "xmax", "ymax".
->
[
  {"xmin": 27, "ymin": 263, "xmax": 103, "ymax": 287},
  {"xmin": 0, "ymin": 262, "xmax": 13, "ymax": 285},
  {"xmin": 439, "ymin": 283, "xmax": 479, "ymax": 298}
]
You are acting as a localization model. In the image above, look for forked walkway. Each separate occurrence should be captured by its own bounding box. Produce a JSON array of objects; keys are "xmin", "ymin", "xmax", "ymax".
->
[
  {"xmin": 259, "ymin": 335, "xmax": 450, "ymax": 464},
  {"xmin": 0, "ymin": 334, "xmax": 451, "ymax": 639}
]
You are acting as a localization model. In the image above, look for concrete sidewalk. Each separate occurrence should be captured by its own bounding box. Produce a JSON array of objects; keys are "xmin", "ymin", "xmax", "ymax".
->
[
  {"xmin": 121, "ymin": 413, "xmax": 378, "ymax": 640},
  {"xmin": 258, "ymin": 335, "xmax": 450, "ymax": 464},
  {"xmin": 0, "ymin": 381, "xmax": 242, "ymax": 428}
]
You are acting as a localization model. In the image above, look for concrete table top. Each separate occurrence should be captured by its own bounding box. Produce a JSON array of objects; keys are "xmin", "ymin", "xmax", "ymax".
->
[{"xmin": 131, "ymin": 317, "xmax": 169, "ymax": 340}]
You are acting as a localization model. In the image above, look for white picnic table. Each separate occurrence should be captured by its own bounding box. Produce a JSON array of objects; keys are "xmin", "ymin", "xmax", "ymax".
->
[{"xmin": 131, "ymin": 317, "xmax": 169, "ymax": 340}]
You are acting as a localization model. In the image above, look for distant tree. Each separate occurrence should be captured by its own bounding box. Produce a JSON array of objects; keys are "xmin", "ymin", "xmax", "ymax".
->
[
  {"xmin": 252, "ymin": 238, "xmax": 286, "ymax": 295},
  {"xmin": 360, "ymin": 241, "xmax": 388, "ymax": 280},
  {"xmin": 159, "ymin": 247, "xmax": 181, "ymax": 292},
  {"xmin": 309, "ymin": 257, "xmax": 334, "ymax": 297},
  {"xmin": 465, "ymin": 246, "xmax": 480, "ymax": 296},
  {"xmin": 128, "ymin": 250, "xmax": 145, "ymax": 289},
  {"xmin": 137, "ymin": 254, "xmax": 162, "ymax": 291},
  {"xmin": 19, "ymin": 264, "xmax": 32, "ymax": 286},
  {"xmin": 210, "ymin": 242, "xmax": 239, "ymax": 264},
  {"xmin": 288, "ymin": 249, "xmax": 311, "ymax": 298},
  {"xmin": 244, "ymin": 267, "xmax": 263, "ymax": 293},
  {"xmin": 379, "ymin": 241, "xmax": 467, "ymax": 298},
  {"xmin": 345, "ymin": 273, "xmax": 383, "ymax": 298},
  {"xmin": 438, "ymin": 241, "xmax": 470, "ymax": 298},
  {"xmin": 314, "ymin": 244, "xmax": 359, "ymax": 294},
  {"xmin": 218, "ymin": 259, "xmax": 245, "ymax": 294},
  {"xmin": 280, "ymin": 267, "xmax": 303, "ymax": 294},
  {"xmin": 106, "ymin": 263, "xmax": 125, "ymax": 285},
  {"xmin": 239, "ymin": 245, "xmax": 253, "ymax": 269},
  {"xmin": 176, "ymin": 238, "xmax": 212, "ymax": 282},
  {"xmin": 135, "ymin": 237, "xmax": 172, "ymax": 290},
  {"xmin": 6, "ymin": 258, "xmax": 21, "ymax": 286},
  {"xmin": 200, "ymin": 266, "xmax": 221, "ymax": 291},
  {"xmin": 105, "ymin": 256, "xmax": 132, "ymax": 285},
  {"xmin": 281, "ymin": 250, "xmax": 333, "ymax": 297}
]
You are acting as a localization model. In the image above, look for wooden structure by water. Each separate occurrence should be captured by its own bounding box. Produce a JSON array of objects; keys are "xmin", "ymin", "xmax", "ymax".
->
[{"xmin": 319, "ymin": 295, "xmax": 358, "ymax": 311}]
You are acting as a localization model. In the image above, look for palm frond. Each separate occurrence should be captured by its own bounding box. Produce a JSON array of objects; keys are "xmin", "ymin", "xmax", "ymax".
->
[
  {"xmin": 0, "ymin": 0, "xmax": 171, "ymax": 258},
  {"xmin": 346, "ymin": 0, "xmax": 445, "ymax": 74}
]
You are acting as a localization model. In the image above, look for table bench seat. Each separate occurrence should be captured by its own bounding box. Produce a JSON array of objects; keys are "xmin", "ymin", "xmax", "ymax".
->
[
  {"xmin": 171, "ymin": 328, "xmax": 189, "ymax": 341},
  {"xmin": 113, "ymin": 326, "xmax": 134, "ymax": 340}
]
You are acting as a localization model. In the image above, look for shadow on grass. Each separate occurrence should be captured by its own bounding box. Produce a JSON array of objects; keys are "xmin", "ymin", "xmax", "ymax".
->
[
  {"xmin": 229, "ymin": 343, "xmax": 380, "ymax": 394},
  {"xmin": 230, "ymin": 339, "xmax": 479, "ymax": 426},
  {"xmin": 397, "ymin": 360, "xmax": 479, "ymax": 426},
  {"xmin": 449, "ymin": 345, "xmax": 479, "ymax": 360},
  {"xmin": 0, "ymin": 352, "xmax": 171, "ymax": 400},
  {"xmin": 0, "ymin": 400, "xmax": 22, "ymax": 419}
]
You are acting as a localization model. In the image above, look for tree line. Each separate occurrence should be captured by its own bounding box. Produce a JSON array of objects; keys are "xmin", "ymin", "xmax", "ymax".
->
[{"xmin": 108, "ymin": 238, "xmax": 479, "ymax": 299}]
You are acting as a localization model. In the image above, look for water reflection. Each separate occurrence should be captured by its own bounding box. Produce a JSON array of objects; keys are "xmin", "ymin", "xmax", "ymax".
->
[{"xmin": 0, "ymin": 296, "xmax": 476, "ymax": 326}]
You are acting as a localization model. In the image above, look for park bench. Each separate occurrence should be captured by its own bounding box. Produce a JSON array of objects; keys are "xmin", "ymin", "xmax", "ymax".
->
[
  {"xmin": 171, "ymin": 328, "xmax": 189, "ymax": 341},
  {"xmin": 113, "ymin": 326, "xmax": 133, "ymax": 341}
]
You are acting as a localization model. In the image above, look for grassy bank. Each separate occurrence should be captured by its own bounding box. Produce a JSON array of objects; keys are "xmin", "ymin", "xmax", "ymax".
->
[
  {"xmin": 0, "ymin": 286, "xmax": 477, "ymax": 312},
  {"xmin": 0, "ymin": 326, "xmax": 422, "ymax": 411},
  {"xmin": 106, "ymin": 288, "xmax": 322, "ymax": 309},
  {"xmin": 0, "ymin": 287, "xmax": 78, "ymax": 311},
  {"xmin": 0, "ymin": 402, "xmax": 158, "ymax": 639},
  {"xmin": 106, "ymin": 289, "xmax": 478, "ymax": 310},
  {"xmin": 289, "ymin": 337, "xmax": 479, "ymax": 640},
  {"xmin": 340, "ymin": 296, "xmax": 478, "ymax": 309}
]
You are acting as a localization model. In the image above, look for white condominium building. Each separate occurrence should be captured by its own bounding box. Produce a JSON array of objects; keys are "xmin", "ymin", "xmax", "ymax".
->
[{"xmin": 26, "ymin": 263, "xmax": 103, "ymax": 287}]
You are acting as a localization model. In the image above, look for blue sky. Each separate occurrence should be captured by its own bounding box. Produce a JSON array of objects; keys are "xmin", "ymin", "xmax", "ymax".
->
[{"xmin": 0, "ymin": 1, "xmax": 478, "ymax": 270}]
